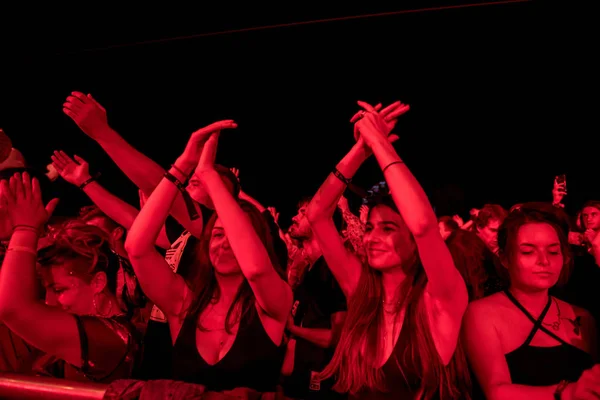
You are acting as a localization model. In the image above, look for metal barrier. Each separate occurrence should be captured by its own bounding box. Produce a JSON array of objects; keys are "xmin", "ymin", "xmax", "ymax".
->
[{"xmin": 0, "ymin": 373, "xmax": 107, "ymax": 400}]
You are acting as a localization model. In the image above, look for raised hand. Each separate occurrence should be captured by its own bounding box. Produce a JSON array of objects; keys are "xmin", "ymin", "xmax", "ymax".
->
[
  {"xmin": 337, "ymin": 195, "xmax": 350, "ymax": 212},
  {"xmin": 0, "ymin": 172, "xmax": 59, "ymax": 230},
  {"xmin": 351, "ymin": 100, "xmax": 410, "ymax": 139},
  {"xmin": 178, "ymin": 120, "xmax": 237, "ymax": 172},
  {"xmin": 452, "ymin": 214, "xmax": 464, "ymax": 228},
  {"xmin": 359, "ymin": 204, "xmax": 369, "ymax": 225},
  {"xmin": 63, "ymin": 92, "xmax": 109, "ymax": 139},
  {"xmin": 267, "ymin": 206, "xmax": 280, "ymax": 225},
  {"xmin": 469, "ymin": 208, "xmax": 480, "ymax": 219},
  {"xmin": 552, "ymin": 175, "xmax": 567, "ymax": 206},
  {"xmin": 138, "ymin": 189, "xmax": 148, "ymax": 209},
  {"xmin": 51, "ymin": 151, "xmax": 92, "ymax": 187},
  {"xmin": 352, "ymin": 100, "xmax": 409, "ymax": 152},
  {"xmin": 230, "ymin": 167, "xmax": 240, "ymax": 183}
]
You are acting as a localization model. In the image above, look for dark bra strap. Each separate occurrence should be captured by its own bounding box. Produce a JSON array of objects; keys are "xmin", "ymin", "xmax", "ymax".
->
[
  {"xmin": 73, "ymin": 315, "xmax": 90, "ymax": 373},
  {"xmin": 503, "ymin": 290, "xmax": 569, "ymax": 346}
]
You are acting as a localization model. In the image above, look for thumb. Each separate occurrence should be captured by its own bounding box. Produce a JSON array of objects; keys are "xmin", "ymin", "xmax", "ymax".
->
[
  {"xmin": 87, "ymin": 94, "xmax": 106, "ymax": 111},
  {"xmin": 73, "ymin": 155, "xmax": 87, "ymax": 165},
  {"xmin": 45, "ymin": 198, "xmax": 60, "ymax": 219},
  {"xmin": 388, "ymin": 134, "xmax": 400, "ymax": 144}
]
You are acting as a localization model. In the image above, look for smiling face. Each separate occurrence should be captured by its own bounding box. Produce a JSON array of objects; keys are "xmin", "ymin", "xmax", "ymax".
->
[
  {"xmin": 208, "ymin": 217, "xmax": 242, "ymax": 276},
  {"xmin": 40, "ymin": 259, "xmax": 105, "ymax": 315},
  {"xmin": 363, "ymin": 204, "xmax": 416, "ymax": 271}
]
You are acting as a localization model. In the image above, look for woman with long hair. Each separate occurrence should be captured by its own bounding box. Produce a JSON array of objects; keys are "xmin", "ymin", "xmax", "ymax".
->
[
  {"xmin": 125, "ymin": 121, "xmax": 292, "ymax": 392},
  {"xmin": 0, "ymin": 172, "xmax": 140, "ymax": 382},
  {"xmin": 306, "ymin": 101, "xmax": 468, "ymax": 399},
  {"xmin": 463, "ymin": 203, "xmax": 600, "ymax": 399}
]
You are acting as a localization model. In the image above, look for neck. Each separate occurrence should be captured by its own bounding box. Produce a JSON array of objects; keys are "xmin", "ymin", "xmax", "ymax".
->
[
  {"xmin": 381, "ymin": 266, "xmax": 408, "ymax": 304},
  {"xmin": 508, "ymin": 285, "xmax": 549, "ymax": 315},
  {"xmin": 300, "ymin": 236, "xmax": 322, "ymax": 264},
  {"xmin": 113, "ymin": 241, "xmax": 128, "ymax": 259},
  {"xmin": 214, "ymin": 272, "xmax": 245, "ymax": 304}
]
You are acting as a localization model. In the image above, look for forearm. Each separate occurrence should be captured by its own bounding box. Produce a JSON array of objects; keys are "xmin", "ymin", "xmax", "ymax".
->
[
  {"xmin": 289, "ymin": 325, "xmax": 333, "ymax": 349},
  {"xmin": 307, "ymin": 144, "xmax": 368, "ymax": 221},
  {"xmin": 201, "ymin": 170, "xmax": 272, "ymax": 278},
  {"xmin": 239, "ymin": 190, "xmax": 266, "ymax": 212},
  {"xmin": 94, "ymin": 126, "xmax": 165, "ymax": 195},
  {"xmin": 370, "ymin": 138, "xmax": 437, "ymax": 236},
  {"xmin": 461, "ymin": 220, "xmax": 474, "ymax": 230},
  {"xmin": 83, "ymin": 181, "xmax": 139, "ymax": 229},
  {"xmin": 125, "ymin": 168, "xmax": 182, "ymax": 257},
  {"xmin": 0, "ymin": 231, "xmax": 39, "ymax": 315}
]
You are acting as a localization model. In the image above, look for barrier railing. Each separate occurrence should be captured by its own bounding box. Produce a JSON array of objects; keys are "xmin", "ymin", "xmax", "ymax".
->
[{"xmin": 0, "ymin": 373, "xmax": 107, "ymax": 400}]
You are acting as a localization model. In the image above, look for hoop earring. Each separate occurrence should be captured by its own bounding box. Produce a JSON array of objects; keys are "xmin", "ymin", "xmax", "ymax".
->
[{"xmin": 93, "ymin": 292, "xmax": 113, "ymax": 318}]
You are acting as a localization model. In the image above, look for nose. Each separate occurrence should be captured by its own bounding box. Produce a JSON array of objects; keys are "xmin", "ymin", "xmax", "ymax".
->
[{"xmin": 536, "ymin": 251, "xmax": 550, "ymax": 266}]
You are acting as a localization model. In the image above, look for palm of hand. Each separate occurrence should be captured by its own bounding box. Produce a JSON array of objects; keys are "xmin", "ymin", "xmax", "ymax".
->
[{"xmin": 61, "ymin": 163, "xmax": 88, "ymax": 185}]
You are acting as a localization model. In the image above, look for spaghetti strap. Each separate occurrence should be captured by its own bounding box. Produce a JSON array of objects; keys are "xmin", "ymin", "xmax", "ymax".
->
[{"xmin": 503, "ymin": 290, "xmax": 568, "ymax": 346}]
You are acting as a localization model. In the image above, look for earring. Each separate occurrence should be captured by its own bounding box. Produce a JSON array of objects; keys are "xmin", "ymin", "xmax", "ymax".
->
[{"xmin": 93, "ymin": 292, "xmax": 113, "ymax": 318}]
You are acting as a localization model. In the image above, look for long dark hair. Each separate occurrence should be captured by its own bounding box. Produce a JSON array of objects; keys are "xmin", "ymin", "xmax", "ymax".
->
[
  {"xmin": 446, "ymin": 230, "xmax": 489, "ymax": 301},
  {"xmin": 184, "ymin": 200, "xmax": 285, "ymax": 333},
  {"xmin": 319, "ymin": 194, "xmax": 470, "ymax": 399}
]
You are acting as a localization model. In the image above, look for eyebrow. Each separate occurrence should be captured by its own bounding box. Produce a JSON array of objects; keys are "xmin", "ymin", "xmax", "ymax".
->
[
  {"xmin": 212, "ymin": 227, "xmax": 224, "ymax": 231},
  {"xmin": 367, "ymin": 221, "xmax": 400, "ymax": 227},
  {"xmin": 519, "ymin": 242, "xmax": 561, "ymax": 247}
]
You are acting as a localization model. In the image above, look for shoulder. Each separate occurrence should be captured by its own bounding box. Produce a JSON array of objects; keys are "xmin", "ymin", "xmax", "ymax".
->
[{"xmin": 464, "ymin": 293, "xmax": 508, "ymax": 326}]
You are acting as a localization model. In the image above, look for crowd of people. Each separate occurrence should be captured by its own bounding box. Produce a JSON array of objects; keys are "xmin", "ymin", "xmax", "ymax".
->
[{"xmin": 0, "ymin": 93, "xmax": 599, "ymax": 399}]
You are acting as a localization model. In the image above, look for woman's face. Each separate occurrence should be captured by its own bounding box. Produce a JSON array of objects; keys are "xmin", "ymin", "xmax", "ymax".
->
[
  {"xmin": 363, "ymin": 204, "xmax": 416, "ymax": 271},
  {"xmin": 209, "ymin": 218, "xmax": 242, "ymax": 276},
  {"xmin": 508, "ymin": 222, "xmax": 564, "ymax": 291},
  {"xmin": 41, "ymin": 260, "xmax": 97, "ymax": 315}
]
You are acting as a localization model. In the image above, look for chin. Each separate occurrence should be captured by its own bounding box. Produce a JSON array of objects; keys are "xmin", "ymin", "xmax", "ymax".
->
[
  {"xmin": 367, "ymin": 259, "xmax": 397, "ymax": 271},
  {"xmin": 214, "ymin": 265, "xmax": 243, "ymax": 276}
]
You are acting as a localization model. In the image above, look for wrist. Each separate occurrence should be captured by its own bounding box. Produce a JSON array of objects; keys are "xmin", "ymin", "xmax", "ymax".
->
[
  {"xmin": 350, "ymin": 142, "xmax": 371, "ymax": 161},
  {"xmin": 75, "ymin": 175, "xmax": 93, "ymax": 187},
  {"xmin": 555, "ymin": 381, "xmax": 572, "ymax": 400},
  {"xmin": 93, "ymin": 125, "xmax": 119, "ymax": 145},
  {"xmin": 168, "ymin": 166, "xmax": 188, "ymax": 184},
  {"xmin": 173, "ymin": 157, "xmax": 196, "ymax": 177},
  {"xmin": 78, "ymin": 176, "xmax": 97, "ymax": 190}
]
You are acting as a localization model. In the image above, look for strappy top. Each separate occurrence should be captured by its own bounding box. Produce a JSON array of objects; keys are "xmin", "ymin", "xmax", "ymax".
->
[{"xmin": 503, "ymin": 289, "xmax": 594, "ymax": 386}]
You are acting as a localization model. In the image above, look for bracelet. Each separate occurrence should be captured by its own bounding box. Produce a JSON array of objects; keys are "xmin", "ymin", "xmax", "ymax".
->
[
  {"xmin": 171, "ymin": 164, "xmax": 189, "ymax": 179},
  {"xmin": 164, "ymin": 171, "xmax": 186, "ymax": 191},
  {"xmin": 163, "ymin": 172, "xmax": 200, "ymax": 221},
  {"xmin": 382, "ymin": 160, "xmax": 404, "ymax": 174},
  {"xmin": 79, "ymin": 176, "xmax": 96, "ymax": 190},
  {"xmin": 333, "ymin": 168, "xmax": 352, "ymax": 185},
  {"xmin": 554, "ymin": 380, "xmax": 570, "ymax": 400},
  {"xmin": 7, "ymin": 246, "xmax": 37, "ymax": 256}
]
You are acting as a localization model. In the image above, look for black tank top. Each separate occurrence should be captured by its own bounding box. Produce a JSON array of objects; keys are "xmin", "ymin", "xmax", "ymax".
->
[
  {"xmin": 351, "ymin": 308, "xmax": 439, "ymax": 400},
  {"xmin": 503, "ymin": 290, "xmax": 594, "ymax": 386},
  {"xmin": 171, "ymin": 307, "xmax": 284, "ymax": 392}
]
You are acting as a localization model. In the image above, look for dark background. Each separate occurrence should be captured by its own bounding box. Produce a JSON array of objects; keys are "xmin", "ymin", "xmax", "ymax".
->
[{"xmin": 0, "ymin": 1, "xmax": 595, "ymax": 226}]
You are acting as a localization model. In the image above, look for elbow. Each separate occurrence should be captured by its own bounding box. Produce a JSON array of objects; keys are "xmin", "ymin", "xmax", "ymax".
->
[
  {"xmin": 411, "ymin": 219, "xmax": 439, "ymax": 239},
  {"xmin": 0, "ymin": 301, "xmax": 18, "ymax": 323},
  {"xmin": 306, "ymin": 203, "xmax": 331, "ymax": 224},
  {"xmin": 124, "ymin": 235, "xmax": 150, "ymax": 260}
]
